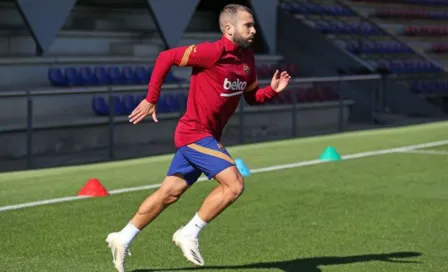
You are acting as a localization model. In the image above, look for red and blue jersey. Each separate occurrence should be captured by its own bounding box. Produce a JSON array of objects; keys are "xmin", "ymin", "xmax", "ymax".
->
[{"xmin": 146, "ymin": 35, "xmax": 278, "ymax": 148}]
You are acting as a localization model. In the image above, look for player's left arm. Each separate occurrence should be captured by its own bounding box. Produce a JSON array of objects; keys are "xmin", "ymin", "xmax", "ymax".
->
[
  {"xmin": 243, "ymin": 78, "xmax": 278, "ymax": 105},
  {"xmin": 243, "ymin": 61, "xmax": 291, "ymax": 105}
]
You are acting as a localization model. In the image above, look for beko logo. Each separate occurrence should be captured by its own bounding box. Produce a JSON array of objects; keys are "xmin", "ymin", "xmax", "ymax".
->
[{"xmin": 223, "ymin": 78, "xmax": 247, "ymax": 91}]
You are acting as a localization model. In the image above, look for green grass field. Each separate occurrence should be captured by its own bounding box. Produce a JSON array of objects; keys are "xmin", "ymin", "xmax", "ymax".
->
[{"xmin": 1, "ymin": 121, "xmax": 448, "ymax": 272}]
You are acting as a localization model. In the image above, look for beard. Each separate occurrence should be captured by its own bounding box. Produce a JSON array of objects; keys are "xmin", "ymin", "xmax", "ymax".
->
[{"xmin": 232, "ymin": 31, "xmax": 254, "ymax": 49}]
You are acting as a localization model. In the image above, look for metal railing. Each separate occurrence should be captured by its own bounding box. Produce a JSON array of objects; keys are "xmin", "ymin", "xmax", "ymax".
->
[{"xmin": 0, "ymin": 74, "xmax": 384, "ymax": 170}]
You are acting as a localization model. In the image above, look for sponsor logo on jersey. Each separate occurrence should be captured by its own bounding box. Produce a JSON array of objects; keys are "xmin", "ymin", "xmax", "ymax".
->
[
  {"xmin": 243, "ymin": 65, "xmax": 250, "ymax": 75},
  {"xmin": 221, "ymin": 78, "xmax": 247, "ymax": 97},
  {"xmin": 223, "ymin": 78, "xmax": 247, "ymax": 91}
]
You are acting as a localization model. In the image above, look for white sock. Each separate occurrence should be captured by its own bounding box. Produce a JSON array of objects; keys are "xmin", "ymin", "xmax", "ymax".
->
[
  {"xmin": 180, "ymin": 213, "xmax": 208, "ymax": 239},
  {"xmin": 119, "ymin": 222, "xmax": 140, "ymax": 245}
]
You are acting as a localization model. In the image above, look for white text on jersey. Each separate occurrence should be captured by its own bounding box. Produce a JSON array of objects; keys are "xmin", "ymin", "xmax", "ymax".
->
[{"xmin": 221, "ymin": 78, "xmax": 247, "ymax": 97}]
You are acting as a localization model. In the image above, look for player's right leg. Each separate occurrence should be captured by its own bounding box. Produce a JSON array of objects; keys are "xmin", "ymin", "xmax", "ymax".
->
[{"xmin": 106, "ymin": 150, "xmax": 201, "ymax": 272}]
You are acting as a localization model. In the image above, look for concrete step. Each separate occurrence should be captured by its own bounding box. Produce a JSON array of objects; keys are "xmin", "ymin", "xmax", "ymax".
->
[
  {"xmin": 70, "ymin": 16, "xmax": 128, "ymax": 31},
  {"xmin": 0, "ymin": 30, "xmax": 222, "ymax": 56},
  {"xmin": 109, "ymin": 42, "xmax": 162, "ymax": 57}
]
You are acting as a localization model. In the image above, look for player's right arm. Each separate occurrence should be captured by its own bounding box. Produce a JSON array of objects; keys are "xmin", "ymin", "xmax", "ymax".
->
[
  {"xmin": 145, "ymin": 43, "xmax": 222, "ymax": 104},
  {"xmin": 128, "ymin": 43, "xmax": 222, "ymax": 124}
]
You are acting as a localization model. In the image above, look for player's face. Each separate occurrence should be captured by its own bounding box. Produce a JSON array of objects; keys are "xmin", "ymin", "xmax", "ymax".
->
[{"xmin": 233, "ymin": 11, "xmax": 256, "ymax": 48}]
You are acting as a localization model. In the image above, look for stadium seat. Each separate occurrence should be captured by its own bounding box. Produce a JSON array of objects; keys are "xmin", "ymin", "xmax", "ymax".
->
[
  {"xmin": 410, "ymin": 79, "xmax": 448, "ymax": 94},
  {"xmin": 163, "ymin": 93, "xmax": 181, "ymax": 112},
  {"xmin": 315, "ymin": 21, "xmax": 383, "ymax": 35},
  {"xmin": 122, "ymin": 66, "xmax": 135, "ymax": 85},
  {"xmin": 135, "ymin": 66, "xmax": 151, "ymax": 84},
  {"xmin": 49, "ymin": 66, "xmax": 184, "ymax": 87},
  {"xmin": 109, "ymin": 67, "xmax": 124, "ymax": 85},
  {"xmin": 165, "ymin": 71, "xmax": 184, "ymax": 84},
  {"xmin": 64, "ymin": 67, "xmax": 83, "ymax": 86},
  {"xmin": 48, "ymin": 67, "xmax": 68, "ymax": 86},
  {"xmin": 280, "ymin": 2, "xmax": 354, "ymax": 16},
  {"xmin": 122, "ymin": 95, "xmax": 137, "ymax": 114},
  {"xmin": 350, "ymin": 40, "xmax": 413, "ymax": 54},
  {"xmin": 91, "ymin": 96, "xmax": 109, "ymax": 115},
  {"xmin": 79, "ymin": 66, "xmax": 97, "ymax": 85},
  {"xmin": 404, "ymin": 25, "xmax": 448, "ymax": 36},
  {"xmin": 94, "ymin": 66, "xmax": 112, "ymax": 85},
  {"xmin": 375, "ymin": 59, "xmax": 442, "ymax": 73}
]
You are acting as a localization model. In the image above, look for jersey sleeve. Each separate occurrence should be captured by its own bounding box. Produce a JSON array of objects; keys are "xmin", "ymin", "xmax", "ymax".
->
[
  {"xmin": 243, "ymin": 55, "xmax": 278, "ymax": 105},
  {"xmin": 145, "ymin": 43, "xmax": 222, "ymax": 104}
]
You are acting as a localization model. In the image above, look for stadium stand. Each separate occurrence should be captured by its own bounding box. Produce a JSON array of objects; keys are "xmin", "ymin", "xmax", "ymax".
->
[
  {"xmin": 0, "ymin": 1, "xmax": 343, "ymax": 119},
  {"xmin": 1, "ymin": 0, "xmax": 352, "ymax": 170},
  {"xmin": 279, "ymin": 0, "xmax": 448, "ymax": 98},
  {"xmin": 1, "ymin": 0, "xmax": 446, "ymax": 172}
]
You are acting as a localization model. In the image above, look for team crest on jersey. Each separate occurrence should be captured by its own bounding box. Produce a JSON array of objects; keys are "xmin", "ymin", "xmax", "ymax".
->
[
  {"xmin": 217, "ymin": 143, "xmax": 224, "ymax": 150},
  {"xmin": 243, "ymin": 65, "xmax": 250, "ymax": 75}
]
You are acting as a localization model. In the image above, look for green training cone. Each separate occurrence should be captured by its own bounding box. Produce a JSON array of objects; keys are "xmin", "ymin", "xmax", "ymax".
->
[{"xmin": 319, "ymin": 146, "xmax": 342, "ymax": 161}]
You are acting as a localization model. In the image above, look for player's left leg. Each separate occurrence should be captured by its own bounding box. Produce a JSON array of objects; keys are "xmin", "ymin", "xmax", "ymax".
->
[{"xmin": 171, "ymin": 137, "xmax": 244, "ymax": 266}]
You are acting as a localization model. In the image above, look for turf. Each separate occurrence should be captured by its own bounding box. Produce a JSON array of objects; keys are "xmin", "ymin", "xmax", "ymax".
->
[{"xmin": 1, "ymin": 121, "xmax": 448, "ymax": 272}]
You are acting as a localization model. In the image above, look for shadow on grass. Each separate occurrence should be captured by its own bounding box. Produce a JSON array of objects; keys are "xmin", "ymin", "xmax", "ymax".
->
[{"xmin": 132, "ymin": 251, "xmax": 422, "ymax": 272}]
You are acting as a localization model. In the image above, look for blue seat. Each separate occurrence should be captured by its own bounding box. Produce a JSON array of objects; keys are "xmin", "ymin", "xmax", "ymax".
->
[
  {"xmin": 122, "ymin": 66, "xmax": 135, "ymax": 85},
  {"xmin": 65, "ymin": 67, "xmax": 83, "ymax": 86},
  {"xmin": 156, "ymin": 95, "xmax": 169, "ymax": 113},
  {"xmin": 94, "ymin": 66, "xmax": 112, "ymax": 85},
  {"xmin": 329, "ymin": 6, "xmax": 351, "ymax": 16},
  {"xmin": 302, "ymin": 3, "xmax": 317, "ymax": 14},
  {"xmin": 290, "ymin": 3, "xmax": 306, "ymax": 14},
  {"xmin": 136, "ymin": 94, "xmax": 146, "ymax": 103},
  {"xmin": 112, "ymin": 95, "xmax": 128, "ymax": 115},
  {"xmin": 165, "ymin": 71, "xmax": 183, "ymax": 83},
  {"xmin": 176, "ymin": 92, "xmax": 188, "ymax": 109},
  {"xmin": 163, "ymin": 93, "xmax": 180, "ymax": 112},
  {"xmin": 135, "ymin": 66, "xmax": 150, "ymax": 84},
  {"xmin": 390, "ymin": 60, "xmax": 405, "ymax": 73},
  {"xmin": 109, "ymin": 67, "xmax": 124, "ymax": 85},
  {"xmin": 122, "ymin": 95, "xmax": 137, "ymax": 114},
  {"xmin": 92, "ymin": 96, "xmax": 109, "ymax": 115},
  {"xmin": 48, "ymin": 67, "xmax": 68, "ymax": 86},
  {"xmin": 362, "ymin": 41, "xmax": 375, "ymax": 54},
  {"xmin": 92, "ymin": 95, "xmax": 131, "ymax": 115},
  {"xmin": 79, "ymin": 66, "xmax": 97, "ymax": 85},
  {"xmin": 316, "ymin": 21, "xmax": 330, "ymax": 33}
]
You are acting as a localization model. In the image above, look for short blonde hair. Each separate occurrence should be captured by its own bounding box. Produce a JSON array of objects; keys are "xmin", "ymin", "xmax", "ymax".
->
[{"xmin": 219, "ymin": 4, "xmax": 253, "ymax": 33}]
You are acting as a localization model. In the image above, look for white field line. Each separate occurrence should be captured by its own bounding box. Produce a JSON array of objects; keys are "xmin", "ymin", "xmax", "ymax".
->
[
  {"xmin": 1, "ymin": 139, "xmax": 448, "ymax": 213},
  {"xmin": 398, "ymin": 149, "xmax": 448, "ymax": 156}
]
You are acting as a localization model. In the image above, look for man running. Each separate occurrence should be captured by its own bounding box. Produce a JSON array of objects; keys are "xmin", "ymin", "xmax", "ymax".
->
[{"xmin": 106, "ymin": 4, "xmax": 291, "ymax": 272}]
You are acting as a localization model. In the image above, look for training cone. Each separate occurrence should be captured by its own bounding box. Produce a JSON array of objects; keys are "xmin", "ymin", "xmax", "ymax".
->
[
  {"xmin": 319, "ymin": 146, "xmax": 342, "ymax": 161},
  {"xmin": 78, "ymin": 178, "xmax": 109, "ymax": 197},
  {"xmin": 235, "ymin": 158, "xmax": 251, "ymax": 177}
]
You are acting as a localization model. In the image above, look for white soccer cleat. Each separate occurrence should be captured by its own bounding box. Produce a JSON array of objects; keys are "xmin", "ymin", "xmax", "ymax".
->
[
  {"xmin": 172, "ymin": 227, "xmax": 205, "ymax": 266},
  {"xmin": 106, "ymin": 232, "xmax": 131, "ymax": 272}
]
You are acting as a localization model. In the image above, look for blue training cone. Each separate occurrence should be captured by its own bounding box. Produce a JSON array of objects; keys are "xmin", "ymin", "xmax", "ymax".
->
[{"xmin": 235, "ymin": 158, "xmax": 251, "ymax": 176}]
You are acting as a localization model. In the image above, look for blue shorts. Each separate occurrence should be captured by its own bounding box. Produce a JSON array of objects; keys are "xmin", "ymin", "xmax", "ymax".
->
[{"xmin": 167, "ymin": 136, "xmax": 235, "ymax": 185}]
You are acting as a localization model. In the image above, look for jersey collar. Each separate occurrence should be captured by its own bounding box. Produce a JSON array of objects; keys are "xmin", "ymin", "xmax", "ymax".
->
[{"xmin": 222, "ymin": 35, "xmax": 239, "ymax": 53}]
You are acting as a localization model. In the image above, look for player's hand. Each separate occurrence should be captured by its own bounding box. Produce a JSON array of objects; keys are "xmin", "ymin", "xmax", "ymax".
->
[
  {"xmin": 128, "ymin": 99, "xmax": 158, "ymax": 124},
  {"xmin": 270, "ymin": 70, "xmax": 291, "ymax": 93}
]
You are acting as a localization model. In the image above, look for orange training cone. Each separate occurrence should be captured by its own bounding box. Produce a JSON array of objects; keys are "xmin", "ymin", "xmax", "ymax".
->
[{"xmin": 78, "ymin": 178, "xmax": 109, "ymax": 197}]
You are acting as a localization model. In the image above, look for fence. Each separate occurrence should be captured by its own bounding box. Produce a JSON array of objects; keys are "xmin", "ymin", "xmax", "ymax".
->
[{"xmin": 0, "ymin": 74, "xmax": 384, "ymax": 171}]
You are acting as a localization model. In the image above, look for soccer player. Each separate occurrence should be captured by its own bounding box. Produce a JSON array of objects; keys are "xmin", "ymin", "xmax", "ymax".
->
[{"xmin": 106, "ymin": 4, "xmax": 291, "ymax": 272}]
